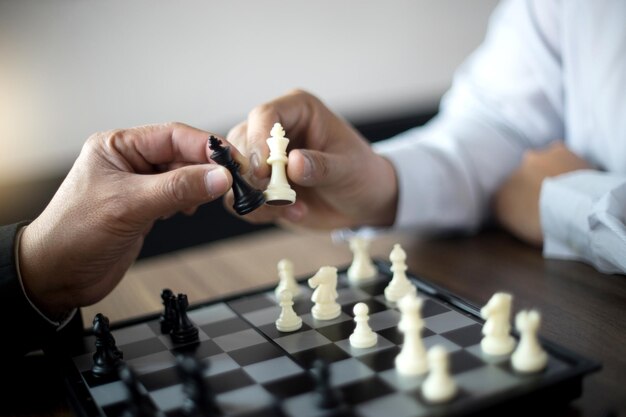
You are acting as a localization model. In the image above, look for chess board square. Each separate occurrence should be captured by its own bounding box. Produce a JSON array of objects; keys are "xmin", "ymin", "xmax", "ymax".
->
[
  {"xmin": 89, "ymin": 380, "xmax": 131, "ymax": 407},
  {"xmin": 291, "ymin": 343, "xmax": 351, "ymax": 369},
  {"xmin": 378, "ymin": 368, "xmax": 425, "ymax": 392},
  {"xmin": 242, "ymin": 305, "xmax": 282, "ymax": 326},
  {"xmin": 217, "ymin": 384, "xmax": 274, "ymax": 415},
  {"xmin": 329, "ymin": 358, "xmax": 375, "ymax": 387},
  {"xmin": 158, "ymin": 328, "xmax": 210, "ymax": 350},
  {"xmin": 357, "ymin": 346, "xmax": 401, "ymax": 372},
  {"xmin": 292, "ymin": 299, "xmax": 314, "ymax": 315},
  {"xmin": 455, "ymin": 364, "xmax": 520, "ymax": 395},
  {"xmin": 441, "ymin": 323, "xmax": 483, "ymax": 347},
  {"xmin": 377, "ymin": 326, "xmax": 435, "ymax": 345},
  {"xmin": 449, "ymin": 349, "xmax": 485, "ymax": 374},
  {"xmin": 243, "ymin": 356, "xmax": 303, "ymax": 384},
  {"xmin": 368, "ymin": 309, "xmax": 401, "ymax": 331},
  {"xmin": 149, "ymin": 384, "xmax": 184, "ymax": 412},
  {"xmin": 171, "ymin": 339, "xmax": 223, "ymax": 359},
  {"xmin": 208, "ymin": 368, "xmax": 256, "ymax": 395},
  {"xmin": 127, "ymin": 350, "xmax": 177, "ymax": 375},
  {"xmin": 356, "ymin": 392, "xmax": 426, "ymax": 417},
  {"xmin": 340, "ymin": 298, "xmax": 388, "ymax": 316},
  {"xmin": 280, "ymin": 391, "xmax": 329, "ymax": 417},
  {"xmin": 339, "ymin": 376, "xmax": 394, "ymax": 405},
  {"xmin": 229, "ymin": 294, "xmax": 275, "ymax": 314},
  {"xmin": 201, "ymin": 317, "xmax": 251, "ymax": 338},
  {"xmin": 199, "ymin": 352, "xmax": 240, "ymax": 377},
  {"xmin": 188, "ymin": 302, "xmax": 237, "ymax": 325},
  {"xmin": 424, "ymin": 310, "xmax": 477, "ymax": 333},
  {"xmin": 262, "ymin": 372, "xmax": 316, "ymax": 400},
  {"xmin": 228, "ymin": 341, "xmax": 284, "ymax": 367},
  {"xmin": 336, "ymin": 286, "xmax": 371, "ymax": 305},
  {"xmin": 102, "ymin": 400, "xmax": 144, "ymax": 417},
  {"xmin": 422, "ymin": 334, "xmax": 462, "ymax": 353},
  {"xmin": 315, "ymin": 320, "xmax": 355, "ymax": 342},
  {"xmin": 496, "ymin": 352, "xmax": 569, "ymax": 378},
  {"xmin": 212, "ymin": 328, "xmax": 266, "ymax": 352},
  {"xmin": 120, "ymin": 337, "xmax": 169, "ymax": 361},
  {"xmin": 358, "ymin": 280, "xmax": 389, "ymax": 296},
  {"xmin": 138, "ymin": 365, "xmax": 179, "ymax": 392},
  {"xmin": 113, "ymin": 323, "xmax": 157, "ymax": 345},
  {"xmin": 274, "ymin": 329, "xmax": 332, "ymax": 353},
  {"xmin": 257, "ymin": 321, "xmax": 312, "ymax": 340},
  {"xmin": 334, "ymin": 335, "xmax": 395, "ymax": 357},
  {"xmin": 421, "ymin": 298, "xmax": 452, "ymax": 318},
  {"xmin": 464, "ymin": 344, "xmax": 511, "ymax": 365},
  {"xmin": 301, "ymin": 312, "xmax": 353, "ymax": 329}
]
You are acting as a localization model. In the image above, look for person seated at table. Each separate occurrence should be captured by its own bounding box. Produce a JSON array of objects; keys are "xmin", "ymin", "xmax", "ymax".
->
[
  {"xmin": 0, "ymin": 123, "xmax": 233, "ymax": 357},
  {"xmin": 226, "ymin": 0, "xmax": 626, "ymax": 275}
]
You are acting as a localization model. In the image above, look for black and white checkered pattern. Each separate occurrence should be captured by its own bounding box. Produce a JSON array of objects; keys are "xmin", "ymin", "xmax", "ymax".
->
[{"xmin": 65, "ymin": 263, "xmax": 598, "ymax": 417}]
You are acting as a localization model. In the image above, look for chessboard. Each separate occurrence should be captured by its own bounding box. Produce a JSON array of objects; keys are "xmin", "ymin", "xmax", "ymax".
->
[{"xmin": 58, "ymin": 257, "xmax": 600, "ymax": 417}]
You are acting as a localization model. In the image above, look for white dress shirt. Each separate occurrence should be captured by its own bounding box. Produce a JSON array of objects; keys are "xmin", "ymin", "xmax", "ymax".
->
[{"xmin": 373, "ymin": 0, "xmax": 626, "ymax": 274}]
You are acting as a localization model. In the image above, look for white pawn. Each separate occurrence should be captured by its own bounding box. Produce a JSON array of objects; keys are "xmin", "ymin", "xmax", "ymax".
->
[
  {"xmin": 264, "ymin": 122, "xmax": 296, "ymax": 206},
  {"xmin": 274, "ymin": 258, "xmax": 300, "ymax": 299},
  {"xmin": 511, "ymin": 310, "xmax": 548, "ymax": 373},
  {"xmin": 347, "ymin": 236, "xmax": 377, "ymax": 283},
  {"xmin": 395, "ymin": 293, "xmax": 428, "ymax": 375},
  {"xmin": 349, "ymin": 303, "xmax": 377, "ymax": 348},
  {"xmin": 308, "ymin": 266, "xmax": 341, "ymax": 320},
  {"xmin": 384, "ymin": 244, "xmax": 417, "ymax": 302},
  {"xmin": 275, "ymin": 290, "xmax": 303, "ymax": 332},
  {"xmin": 422, "ymin": 345, "xmax": 457, "ymax": 403},
  {"xmin": 480, "ymin": 292, "xmax": 516, "ymax": 356}
]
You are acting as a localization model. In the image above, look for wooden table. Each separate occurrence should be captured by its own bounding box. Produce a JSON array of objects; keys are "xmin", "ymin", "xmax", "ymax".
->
[{"xmin": 5, "ymin": 227, "xmax": 626, "ymax": 416}]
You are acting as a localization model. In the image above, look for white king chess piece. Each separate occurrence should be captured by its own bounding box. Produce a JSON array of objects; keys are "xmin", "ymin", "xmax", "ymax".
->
[{"xmin": 264, "ymin": 122, "xmax": 296, "ymax": 205}]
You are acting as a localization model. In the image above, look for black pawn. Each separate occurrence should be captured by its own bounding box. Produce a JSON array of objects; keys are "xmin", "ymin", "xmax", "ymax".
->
[
  {"xmin": 208, "ymin": 135, "xmax": 265, "ymax": 215},
  {"xmin": 91, "ymin": 313, "xmax": 123, "ymax": 376},
  {"xmin": 119, "ymin": 364, "xmax": 156, "ymax": 417},
  {"xmin": 177, "ymin": 355, "xmax": 221, "ymax": 417},
  {"xmin": 313, "ymin": 359, "xmax": 344, "ymax": 410},
  {"xmin": 159, "ymin": 288, "xmax": 176, "ymax": 334},
  {"xmin": 171, "ymin": 294, "xmax": 199, "ymax": 344}
]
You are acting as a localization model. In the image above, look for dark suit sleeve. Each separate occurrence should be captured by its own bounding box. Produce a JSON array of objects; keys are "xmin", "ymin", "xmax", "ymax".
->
[{"xmin": 0, "ymin": 223, "xmax": 83, "ymax": 357}]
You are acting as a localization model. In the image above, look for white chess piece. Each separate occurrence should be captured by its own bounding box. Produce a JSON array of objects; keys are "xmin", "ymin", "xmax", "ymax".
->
[
  {"xmin": 264, "ymin": 122, "xmax": 296, "ymax": 205},
  {"xmin": 347, "ymin": 236, "xmax": 377, "ymax": 283},
  {"xmin": 422, "ymin": 345, "xmax": 457, "ymax": 403},
  {"xmin": 480, "ymin": 292, "xmax": 516, "ymax": 356},
  {"xmin": 308, "ymin": 266, "xmax": 341, "ymax": 320},
  {"xmin": 384, "ymin": 244, "xmax": 417, "ymax": 302},
  {"xmin": 395, "ymin": 293, "xmax": 428, "ymax": 375},
  {"xmin": 274, "ymin": 258, "xmax": 300, "ymax": 299},
  {"xmin": 275, "ymin": 290, "xmax": 303, "ymax": 332},
  {"xmin": 511, "ymin": 310, "xmax": 548, "ymax": 373},
  {"xmin": 349, "ymin": 302, "xmax": 377, "ymax": 348}
]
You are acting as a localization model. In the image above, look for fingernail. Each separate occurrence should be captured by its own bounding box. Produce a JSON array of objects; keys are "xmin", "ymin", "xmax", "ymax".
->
[
  {"xmin": 205, "ymin": 168, "xmax": 230, "ymax": 198},
  {"xmin": 301, "ymin": 151, "xmax": 313, "ymax": 182}
]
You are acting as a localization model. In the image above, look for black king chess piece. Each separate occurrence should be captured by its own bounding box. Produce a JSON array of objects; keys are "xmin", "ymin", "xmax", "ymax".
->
[
  {"xmin": 208, "ymin": 135, "xmax": 265, "ymax": 215},
  {"xmin": 91, "ymin": 313, "xmax": 123, "ymax": 376}
]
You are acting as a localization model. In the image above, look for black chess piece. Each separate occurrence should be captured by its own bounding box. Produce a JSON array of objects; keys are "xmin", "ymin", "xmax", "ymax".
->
[
  {"xmin": 312, "ymin": 359, "xmax": 344, "ymax": 411},
  {"xmin": 176, "ymin": 355, "xmax": 221, "ymax": 417},
  {"xmin": 171, "ymin": 294, "xmax": 199, "ymax": 344},
  {"xmin": 119, "ymin": 363, "xmax": 156, "ymax": 417},
  {"xmin": 159, "ymin": 288, "xmax": 176, "ymax": 334},
  {"xmin": 91, "ymin": 313, "xmax": 123, "ymax": 376},
  {"xmin": 208, "ymin": 135, "xmax": 265, "ymax": 215}
]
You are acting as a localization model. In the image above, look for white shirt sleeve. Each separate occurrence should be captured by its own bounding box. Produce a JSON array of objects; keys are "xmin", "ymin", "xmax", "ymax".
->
[
  {"xmin": 373, "ymin": 0, "xmax": 563, "ymax": 234},
  {"xmin": 541, "ymin": 171, "xmax": 626, "ymax": 274}
]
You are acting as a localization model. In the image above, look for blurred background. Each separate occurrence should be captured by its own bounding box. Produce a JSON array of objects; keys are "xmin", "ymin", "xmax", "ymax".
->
[{"xmin": 0, "ymin": 0, "xmax": 499, "ymax": 257}]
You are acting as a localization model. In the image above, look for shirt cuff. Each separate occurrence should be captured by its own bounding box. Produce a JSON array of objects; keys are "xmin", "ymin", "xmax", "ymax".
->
[{"xmin": 14, "ymin": 225, "xmax": 77, "ymax": 330}]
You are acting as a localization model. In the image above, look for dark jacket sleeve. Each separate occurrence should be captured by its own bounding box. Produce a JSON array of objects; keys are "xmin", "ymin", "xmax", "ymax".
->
[{"xmin": 0, "ymin": 223, "xmax": 83, "ymax": 357}]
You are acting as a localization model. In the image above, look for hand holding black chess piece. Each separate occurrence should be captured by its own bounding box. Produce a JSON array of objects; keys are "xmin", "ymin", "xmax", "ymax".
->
[
  {"xmin": 208, "ymin": 135, "xmax": 265, "ymax": 215},
  {"xmin": 91, "ymin": 313, "xmax": 123, "ymax": 376}
]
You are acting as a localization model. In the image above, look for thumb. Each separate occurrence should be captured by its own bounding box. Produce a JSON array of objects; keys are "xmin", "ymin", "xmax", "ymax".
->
[
  {"xmin": 131, "ymin": 164, "xmax": 232, "ymax": 220},
  {"xmin": 288, "ymin": 149, "xmax": 353, "ymax": 188}
]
